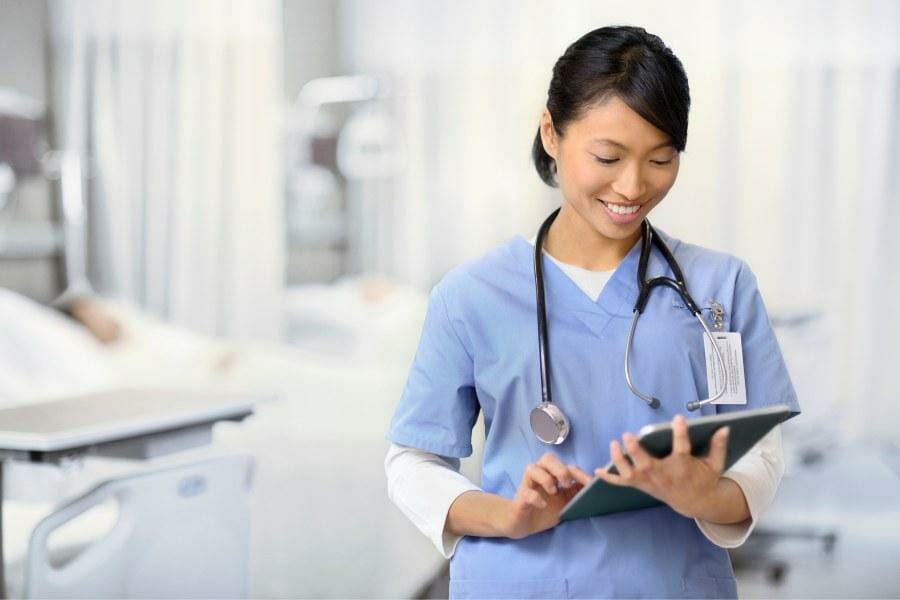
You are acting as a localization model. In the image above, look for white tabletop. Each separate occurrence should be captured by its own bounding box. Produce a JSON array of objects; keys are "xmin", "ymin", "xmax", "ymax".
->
[{"xmin": 0, "ymin": 389, "xmax": 259, "ymax": 453}]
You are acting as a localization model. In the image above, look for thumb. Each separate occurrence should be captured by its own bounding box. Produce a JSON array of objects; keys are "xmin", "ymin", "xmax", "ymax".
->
[{"xmin": 705, "ymin": 426, "xmax": 730, "ymax": 474}]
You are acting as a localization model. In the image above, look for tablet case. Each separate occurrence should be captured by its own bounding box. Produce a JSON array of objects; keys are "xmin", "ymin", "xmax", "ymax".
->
[{"xmin": 559, "ymin": 405, "xmax": 792, "ymax": 521}]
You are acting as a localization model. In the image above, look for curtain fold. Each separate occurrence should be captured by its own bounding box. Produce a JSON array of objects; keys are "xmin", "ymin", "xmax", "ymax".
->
[{"xmin": 47, "ymin": 0, "xmax": 284, "ymax": 340}]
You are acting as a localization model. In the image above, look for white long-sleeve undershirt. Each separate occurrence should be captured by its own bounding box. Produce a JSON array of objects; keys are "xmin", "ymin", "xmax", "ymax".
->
[{"xmin": 385, "ymin": 427, "xmax": 784, "ymax": 558}]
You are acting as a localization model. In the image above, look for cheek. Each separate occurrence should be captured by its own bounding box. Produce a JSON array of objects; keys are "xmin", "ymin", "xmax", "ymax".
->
[
  {"xmin": 559, "ymin": 160, "xmax": 610, "ymax": 197},
  {"xmin": 656, "ymin": 161, "xmax": 680, "ymax": 191},
  {"xmin": 649, "ymin": 170, "xmax": 678, "ymax": 196}
]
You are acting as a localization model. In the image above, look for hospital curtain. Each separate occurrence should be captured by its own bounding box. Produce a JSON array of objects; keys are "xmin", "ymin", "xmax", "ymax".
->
[
  {"xmin": 46, "ymin": 0, "xmax": 284, "ymax": 340},
  {"xmin": 338, "ymin": 0, "xmax": 900, "ymax": 440}
]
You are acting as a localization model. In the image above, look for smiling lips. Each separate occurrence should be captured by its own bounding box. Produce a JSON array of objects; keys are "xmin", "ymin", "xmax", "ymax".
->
[
  {"xmin": 601, "ymin": 200, "xmax": 640, "ymax": 215},
  {"xmin": 599, "ymin": 199, "xmax": 644, "ymax": 224}
]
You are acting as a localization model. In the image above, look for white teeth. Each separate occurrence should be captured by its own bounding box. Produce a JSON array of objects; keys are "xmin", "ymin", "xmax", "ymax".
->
[{"xmin": 603, "ymin": 201, "xmax": 640, "ymax": 215}]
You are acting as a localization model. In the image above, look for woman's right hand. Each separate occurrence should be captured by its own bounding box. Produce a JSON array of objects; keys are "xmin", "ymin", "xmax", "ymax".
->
[{"xmin": 500, "ymin": 453, "xmax": 593, "ymax": 540}]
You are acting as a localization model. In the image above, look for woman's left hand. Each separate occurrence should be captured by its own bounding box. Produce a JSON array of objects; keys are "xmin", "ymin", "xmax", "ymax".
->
[{"xmin": 593, "ymin": 415, "xmax": 730, "ymax": 520}]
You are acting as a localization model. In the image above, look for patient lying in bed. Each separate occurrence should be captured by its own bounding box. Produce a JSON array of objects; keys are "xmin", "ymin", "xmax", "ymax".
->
[{"xmin": 0, "ymin": 287, "xmax": 249, "ymax": 406}]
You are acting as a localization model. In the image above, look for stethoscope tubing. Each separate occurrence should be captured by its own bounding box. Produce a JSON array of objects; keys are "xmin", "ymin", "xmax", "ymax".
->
[{"xmin": 532, "ymin": 208, "xmax": 730, "ymax": 444}]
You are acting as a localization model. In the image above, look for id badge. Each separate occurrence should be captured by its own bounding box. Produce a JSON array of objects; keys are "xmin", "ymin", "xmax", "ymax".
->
[{"xmin": 703, "ymin": 331, "xmax": 747, "ymax": 405}]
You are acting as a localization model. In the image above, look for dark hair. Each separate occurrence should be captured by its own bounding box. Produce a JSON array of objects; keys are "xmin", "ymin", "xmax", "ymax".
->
[{"xmin": 532, "ymin": 26, "xmax": 690, "ymax": 187}]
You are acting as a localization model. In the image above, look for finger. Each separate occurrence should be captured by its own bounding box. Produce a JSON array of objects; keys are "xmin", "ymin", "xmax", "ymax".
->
[
  {"xmin": 525, "ymin": 464, "xmax": 559, "ymax": 495},
  {"xmin": 568, "ymin": 465, "xmax": 593, "ymax": 486},
  {"xmin": 537, "ymin": 453, "xmax": 579, "ymax": 488},
  {"xmin": 609, "ymin": 440, "xmax": 633, "ymax": 479},
  {"xmin": 671, "ymin": 415, "xmax": 691, "ymax": 455},
  {"xmin": 622, "ymin": 433, "xmax": 653, "ymax": 473},
  {"xmin": 594, "ymin": 467, "xmax": 626, "ymax": 487},
  {"xmin": 705, "ymin": 426, "xmax": 730, "ymax": 474},
  {"xmin": 520, "ymin": 487, "xmax": 548, "ymax": 510}
]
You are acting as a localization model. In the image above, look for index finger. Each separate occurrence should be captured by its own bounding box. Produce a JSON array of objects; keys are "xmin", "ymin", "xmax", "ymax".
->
[
  {"xmin": 537, "ymin": 453, "xmax": 586, "ymax": 488},
  {"xmin": 568, "ymin": 465, "xmax": 593, "ymax": 486},
  {"xmin": 671, "ymin": 415, "xmax": 691, "ymax": 455},
  {"xmin": 622, "ymin": 432, "xmax": 654, "ymax": 470}
]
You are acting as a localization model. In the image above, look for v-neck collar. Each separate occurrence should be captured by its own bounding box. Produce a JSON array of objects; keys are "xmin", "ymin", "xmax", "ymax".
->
[
  {"xmin": 509, "ymin": 227, "xmax": 682, "ymax": 340},
  {"xmin": 511, "ymin": 234, "xmax": 641, "ymax": 317}
]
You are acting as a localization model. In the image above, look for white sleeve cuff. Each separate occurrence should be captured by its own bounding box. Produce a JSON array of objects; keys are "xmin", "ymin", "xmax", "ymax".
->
[
  {"xmin": 694, "ymin": 426, "xmax": 785, "ymax": 548},
  {"xmin": 385, "ymin": 443, "xmax": 481, "ymax": 559}
]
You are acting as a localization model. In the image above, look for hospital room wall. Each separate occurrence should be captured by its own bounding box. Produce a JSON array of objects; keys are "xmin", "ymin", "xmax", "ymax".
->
[
  {"xmin": 0, "ymin": 0, "xmax": 46, "ymax": 101},
  {"xmin": 283, "ymin": 0, "xmax": 339, "ymax": 102}
]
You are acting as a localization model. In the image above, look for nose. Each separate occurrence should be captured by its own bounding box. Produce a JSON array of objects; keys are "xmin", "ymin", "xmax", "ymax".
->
[{"xmin": 610, "ymin": 162, "xmax": 646, "ymax": 202}]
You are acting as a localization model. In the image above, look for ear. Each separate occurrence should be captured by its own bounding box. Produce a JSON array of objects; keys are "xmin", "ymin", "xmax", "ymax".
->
[{"xmin": 539, "ymin": 108, "xmax": 559, "ymax": 160}]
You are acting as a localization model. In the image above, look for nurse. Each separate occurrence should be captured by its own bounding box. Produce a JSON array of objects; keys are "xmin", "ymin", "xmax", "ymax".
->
[{"xmin": 386, "ymin": 25, "xmax": 800, "ymax": 599}]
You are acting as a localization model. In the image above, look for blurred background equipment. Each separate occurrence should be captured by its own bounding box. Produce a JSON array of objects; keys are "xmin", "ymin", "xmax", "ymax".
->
[
  {"xmin": 0, "ymin": 88, "xmax": 90, "ymax": 305},
  {"xmin": 284, "ymin": 74, "xmax": 402, "ymax": 284}
]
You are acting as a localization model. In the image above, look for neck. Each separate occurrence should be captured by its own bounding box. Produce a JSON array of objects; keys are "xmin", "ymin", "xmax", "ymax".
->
[{"xmin": 542, "ymin": 203, "xmax": 641, "ymax": 271}]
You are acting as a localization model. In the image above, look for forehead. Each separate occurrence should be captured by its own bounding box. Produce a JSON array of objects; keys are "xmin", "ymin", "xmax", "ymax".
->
[{"xmin": 566, "ymin": 95, "xmax": 673, "ymax": 151}]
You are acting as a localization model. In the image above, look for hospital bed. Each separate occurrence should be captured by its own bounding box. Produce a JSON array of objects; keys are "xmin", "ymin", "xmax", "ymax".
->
[
  {"xmin": 0, "ymin": 281, "xmax": 442, "ymax": 598},
  {"xmin": 0, "ymin": 388, "xmax": 259, "ymax": 599},
  {"xmin": 16, "ymin": 454, "xmax": 253, "ymax": 599}
]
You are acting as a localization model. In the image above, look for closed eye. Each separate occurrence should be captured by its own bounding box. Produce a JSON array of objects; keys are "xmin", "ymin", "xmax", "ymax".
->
[{"xmin": 593, "ymin": 155, "xmax": 673, "ymax": 166}]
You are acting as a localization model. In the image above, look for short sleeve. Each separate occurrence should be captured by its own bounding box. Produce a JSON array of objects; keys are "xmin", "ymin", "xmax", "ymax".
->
[
  {"xmin": 387, "ymin": 285, "xmax": 480, "ymax": 457},
  {"xmin": 721, "ymin": 262, "xmax": 801, "ymax": 419}
]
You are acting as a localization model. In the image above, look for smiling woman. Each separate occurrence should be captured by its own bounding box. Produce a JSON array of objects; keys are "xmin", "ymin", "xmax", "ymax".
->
[
  {"xmin": 385, "ymin": 25, "xmax": 800, "ymax": 599},
  {"xmin": 532, "ymin": 26, "xmax": 688, "ymax": 271}
]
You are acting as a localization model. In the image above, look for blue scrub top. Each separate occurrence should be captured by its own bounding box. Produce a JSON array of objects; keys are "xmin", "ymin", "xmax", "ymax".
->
[{"xmin": 388, "ymin": 229, "xmax": 801, "ymax": 599}]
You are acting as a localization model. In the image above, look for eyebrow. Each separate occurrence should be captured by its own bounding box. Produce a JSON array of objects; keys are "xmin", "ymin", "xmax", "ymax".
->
[{"xmin": 591, "ymin": 138, "xmax": 675, "ymax": 151}]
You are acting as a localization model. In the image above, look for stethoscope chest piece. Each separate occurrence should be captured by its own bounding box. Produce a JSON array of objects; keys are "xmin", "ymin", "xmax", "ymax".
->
[{"xmin": 530, "ymin": 402, "xmax": 570, "ymax": 445}]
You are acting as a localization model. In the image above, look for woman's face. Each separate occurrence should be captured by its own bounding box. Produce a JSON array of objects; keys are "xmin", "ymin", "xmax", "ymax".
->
[{"xmin": 540, "ymin": 95, "xmax": 680, "ymax": 243}]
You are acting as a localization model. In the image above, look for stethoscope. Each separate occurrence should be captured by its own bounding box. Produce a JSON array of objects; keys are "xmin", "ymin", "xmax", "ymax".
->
[{"xmin": 530, "ymin": 207, "xmax": 729, "ymax": 445}]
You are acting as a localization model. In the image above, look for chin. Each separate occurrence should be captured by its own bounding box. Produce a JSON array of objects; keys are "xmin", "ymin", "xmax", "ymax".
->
[{"xmin": 593, "ymin": 220, "xmax": 643, "ymax": 240}]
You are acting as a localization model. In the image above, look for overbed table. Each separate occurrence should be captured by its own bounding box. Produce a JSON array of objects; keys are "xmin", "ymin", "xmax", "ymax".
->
[{"xmin": 0, "ymin": 389, "xmax": 259, "ymax": 599}]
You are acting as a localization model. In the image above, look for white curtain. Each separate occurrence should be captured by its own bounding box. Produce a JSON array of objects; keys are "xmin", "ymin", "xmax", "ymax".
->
[
  {"xmin": 339, "ymin": 0, "xmax": 900, "ymax": 440},
  {"xmin": 47, "ymin": 0, "xmax": 284, "ymax": 340}
]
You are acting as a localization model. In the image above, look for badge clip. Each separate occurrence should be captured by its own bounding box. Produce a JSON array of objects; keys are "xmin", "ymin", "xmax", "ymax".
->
[{"xmin": 706, "ymin": 300, "xmax": 725, "ymax": 331}]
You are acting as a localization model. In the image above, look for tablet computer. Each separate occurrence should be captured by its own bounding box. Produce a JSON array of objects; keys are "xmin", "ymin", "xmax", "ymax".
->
[{"xmin": 559, "ymin": 404, "xmax": 792, "ymax": 521}]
